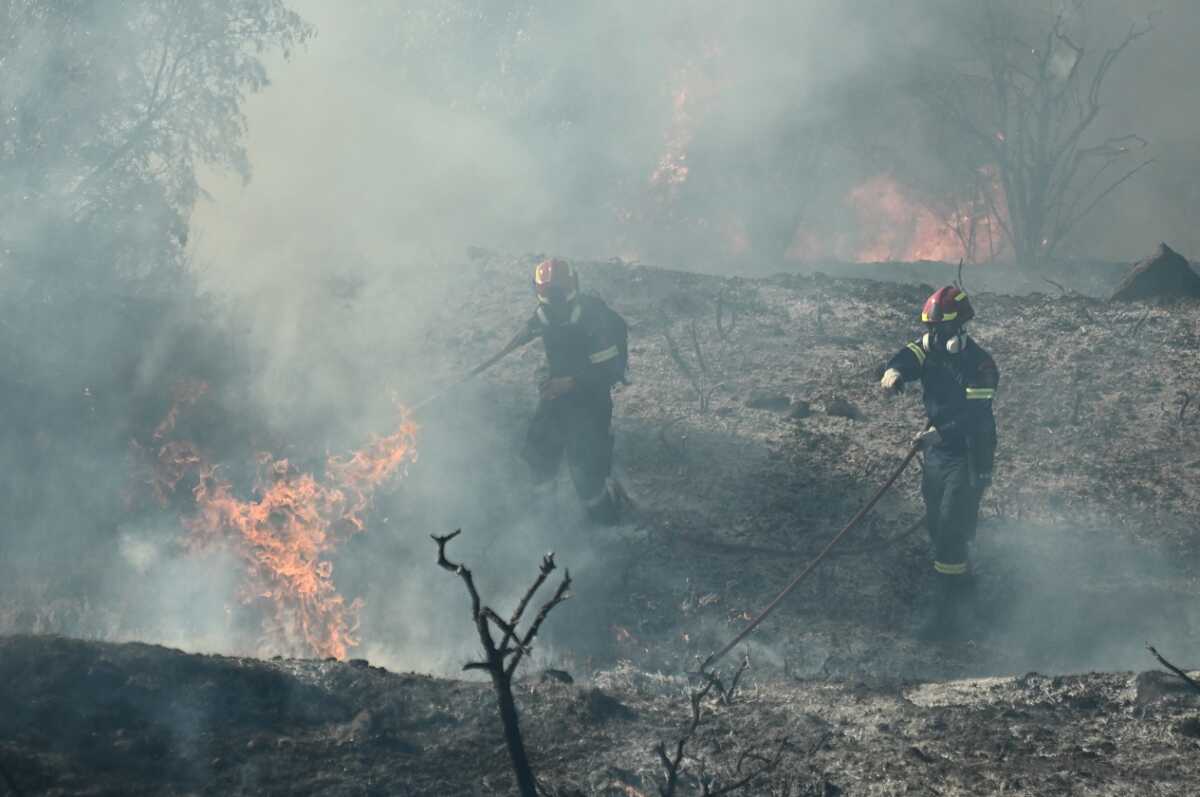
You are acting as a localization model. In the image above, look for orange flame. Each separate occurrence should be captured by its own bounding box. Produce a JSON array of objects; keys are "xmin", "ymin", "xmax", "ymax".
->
[
  {"xmin": 183, "ymin": 417, "xmax": 418, "ymax": 660},
  {"xmin": 145, "ymin": 386, "xmax": 418, "ymax": 660},
  {"xmin": 649, "ymin": 47, "xmax": 723, "ymax": 199},
  {"xmin": 789, "ymin": 172, "xmax": 1008, "ymax": 263},
  {"xmin": 153, "ymin": 380, "xmax": 210, "ymax": 441},
  {"xmin": 847, "ymin": 175, "xmax": 967, "ymax": 262},
  {"xmin": 649, "ymin": 83, "xmax": 695, "ymax": 194},
  {"xmin": 126, "ymin": 382, "xmax": 210, "ymax": 509}
]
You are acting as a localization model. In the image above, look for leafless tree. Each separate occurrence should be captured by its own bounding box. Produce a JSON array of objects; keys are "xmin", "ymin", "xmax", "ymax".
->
[
  {"xmin": 432, "ymin": 529, "xmax": 571, "ymax": 797},
  {"xmin": 915, "ymin": 1, "xmax": 1152, "ymax": 266}
]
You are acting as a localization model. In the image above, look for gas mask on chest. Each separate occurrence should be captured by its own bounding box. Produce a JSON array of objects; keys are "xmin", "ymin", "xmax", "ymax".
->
[{"xmin": 922, "ymin": 325, "xmax": 967, "ymax": 355}]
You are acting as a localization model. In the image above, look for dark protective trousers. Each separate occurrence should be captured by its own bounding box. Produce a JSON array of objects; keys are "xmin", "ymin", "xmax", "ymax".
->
[
  {"xmin": 521, "ymin": 390, "xmax": 616, "ymax": 522},
  {"xmin": 921, "ymin": 446, "xmax": 984, "ymax": 576}
]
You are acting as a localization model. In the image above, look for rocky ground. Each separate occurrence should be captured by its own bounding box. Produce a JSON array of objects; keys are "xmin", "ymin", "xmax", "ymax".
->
[{"xmin": 4, "ymin": 253, "xmax": 1200, "ymax": 794}]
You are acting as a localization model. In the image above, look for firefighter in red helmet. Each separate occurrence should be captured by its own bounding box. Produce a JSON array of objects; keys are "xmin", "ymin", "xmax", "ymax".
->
[
  {"xmin": 518, "ymin": 258, "xmax": 628, "ymax": 524},
  {"xmin": 881, "ymin": 286, "xmax": 999, "ymax": 640}
]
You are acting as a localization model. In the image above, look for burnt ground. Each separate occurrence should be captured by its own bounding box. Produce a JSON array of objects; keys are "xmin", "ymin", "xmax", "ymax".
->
[{"xmin": 4, "ymin": 254, "xmax": 1200, "ymax": 794}]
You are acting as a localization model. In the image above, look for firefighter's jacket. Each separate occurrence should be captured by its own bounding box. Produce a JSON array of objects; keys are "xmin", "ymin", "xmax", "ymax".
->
[
  {"xmin": 886, "ymin": 336, "xmax": 999, "ymax": 474},
  {"xmin": 521, "ymin": 295, "xmax": 628, "ymax": 394}
]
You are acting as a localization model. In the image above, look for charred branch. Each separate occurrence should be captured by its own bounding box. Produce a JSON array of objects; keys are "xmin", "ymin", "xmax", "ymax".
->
[
  {"xmin": 689, "ymin": 320, "xmax": 709, "ymax": 378},
  {"xmin": 656, "ymin": 655, "xmax": 790, "ymax": 796},
  {"xmin": 1042, "ymin": 277, "xmax": 1067, "ymax": 295},
  {"xmin": 716, "ymin": 292, "xmax": 738, "ymax": 341},
  {"xmin": 661, "ymin": 310, "xmax": 717, "ymax": 413},
  {"xmin": 702, "ymin": 736, "xmax": 791, "ymax": 797},
  {"xmin": 913, "ymin": 9, "xmax": 1152, "ymax": 265},
  {"xmin": 655, "ymin": 677, "xmax": 716, "ymax": 797},
  {"xmin": 705, "ymin": 650, "xmax": 751, "ymax": 706},
  {"xmin": 432, "ymin": 529, "xmax": 573, "ymax": 797},
  {"xmin": 1148, "ymin": 644, "xmax": 1200, "ymax": 696}
]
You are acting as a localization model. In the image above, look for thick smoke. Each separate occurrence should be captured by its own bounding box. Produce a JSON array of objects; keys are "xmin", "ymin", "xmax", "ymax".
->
[
  {"xmin": 4, "ymin": 0, "xmax": 1200, "ymax": 677},
  {"xmin": 194, "ymin": 0, "xmax": 1200, "ymax": 281}
]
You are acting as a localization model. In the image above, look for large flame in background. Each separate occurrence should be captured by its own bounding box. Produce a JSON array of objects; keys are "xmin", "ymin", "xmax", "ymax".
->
[
  {"xmin": 787, "ymin": 173, "xmax": 1009, "ymax": 263},
  {"xmin": 141, "ymin": 383, "xmax": 418, "ymax": 660},
  {"xmin": 648, "ymin": 45, "xmax": 723, "ymax": 201},
  {"xmin": 846, "ymin": 175, "xmax": 975, "ymax": 262},
  {"xmin": 642, "ymin": 43, "xmax": 1010, "ymax": 265}
]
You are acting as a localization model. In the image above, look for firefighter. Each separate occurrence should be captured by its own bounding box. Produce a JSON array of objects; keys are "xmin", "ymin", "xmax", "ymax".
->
[
  {"xmin": 518, "ymin": 258, "xmax": 628, "ymax": 524},
  {"xmin": 880, "ymin": 286, "xmax": 999, "ymax": 639}
]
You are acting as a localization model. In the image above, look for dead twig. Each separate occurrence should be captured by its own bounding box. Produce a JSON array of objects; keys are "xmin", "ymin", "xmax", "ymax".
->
[
  {"xmin": 657, "ymin": 656, "xmax": 792, "ymax": 796},
  {"xmin": 656, "ymin": 677, "xmax": 717, "ymax": 797},
  {"xmin": 689, "ymin": 320, "xmax": 709, "ymax": 378},
  {"xmin": 662, "ymin": 311, "xmax": 715, "ymax": 412},
  {"xmin": 702, "ymin": 737, "xmax": 790, "ymax": 796},
  {"xmin": 1147, "ymin": 644, "xmax": 1200, "ymax": 695},
  {"xmin": 1129, "ymin": 309, "xmax": 1151, "ymax": 336},
  {"xmin": 716, "ymin": 292, "xmax": 737, "ymax": 341},
  {"xmin": 432, "ymin": 529, "xmax": 572, "ymax": 797},
  {"xmin": 704, "ymin": 649, "xmax": 751, "ymax": 705},
  {"xmin": 1041, "ymin": 276, "xmax": 1068, "ymax": 294}
]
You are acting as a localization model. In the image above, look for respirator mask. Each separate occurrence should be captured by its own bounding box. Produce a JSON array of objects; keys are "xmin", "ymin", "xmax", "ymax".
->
[{"xmin": 922, "ymin": 324, "xmax": 966, "ymax": 355}]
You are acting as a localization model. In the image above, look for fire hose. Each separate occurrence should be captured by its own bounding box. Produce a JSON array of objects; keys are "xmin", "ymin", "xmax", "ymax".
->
[{"xmin": 699, "ymin": 443, "xmax": 921, "ymax": 674}]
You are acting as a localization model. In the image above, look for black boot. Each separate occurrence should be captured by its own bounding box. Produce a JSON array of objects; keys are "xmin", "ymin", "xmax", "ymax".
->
[
  {"xmin": 917, "ymin": 571, "xmax": 975, "ymax": 641},
  {"xmin": 583, "ymin": 479, "xmax": 621, "ymax": 525}
]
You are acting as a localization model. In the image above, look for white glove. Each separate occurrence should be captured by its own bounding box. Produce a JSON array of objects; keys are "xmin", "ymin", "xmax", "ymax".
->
[
  {"xmin": 880, "ymin": 368, "xmax": 903, "ymax": 394},
  {"xmin": 912, "ymin": 426, "xmax": 942, "ymax": 450}
]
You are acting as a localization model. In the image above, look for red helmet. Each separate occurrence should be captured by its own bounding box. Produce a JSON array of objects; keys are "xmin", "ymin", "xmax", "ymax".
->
[
  {"xmin": 921, "ymin": 286, "xmax": 974, "ymax": 326},
  {"xmin": 532, "ymin": 258, "xmax": 579, "ymax": 305}
]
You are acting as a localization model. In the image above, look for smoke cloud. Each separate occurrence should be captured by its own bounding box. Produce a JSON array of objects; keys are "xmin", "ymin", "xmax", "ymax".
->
[{"xmin": 4, "ymin": 0, "xmax": 1200, "ymax": 680}]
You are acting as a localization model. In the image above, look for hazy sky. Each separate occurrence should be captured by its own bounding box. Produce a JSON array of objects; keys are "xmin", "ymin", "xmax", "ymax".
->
[{"xmin": 190, "ymin": 0, "xmax": 1200, "ymax": 287}]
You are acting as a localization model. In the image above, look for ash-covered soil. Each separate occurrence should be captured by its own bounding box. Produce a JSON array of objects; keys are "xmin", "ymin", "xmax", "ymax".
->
[
  {"xmin": 399, "ymin": 253, "xmax": 1200, "ymax": 678},
  {"xmin": 5, "ymin": 254, "xmax": 1200, "ymax": 794},
  {"xmin": 2, "ymin": 634, "xmax": 1199, "ymax": 795}
]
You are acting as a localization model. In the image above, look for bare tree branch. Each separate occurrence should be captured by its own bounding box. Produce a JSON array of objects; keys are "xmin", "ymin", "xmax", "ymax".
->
[
  {"xmin": 703, "ymin": 736, "xmax": 790, "ymax": 796},
  {"xmin": 1147, "ymin": 644, "xmax": 1200, "ymax": 695},
  {"xmin": 656, "ymin": 677, "xmax": 717, "ymax": 797},
  {"xmin": 912, "ymin": 8, "xmax": 1151, "ymax": 265},
  {"xmin": 716, "ymin": 292, "xmax": 737, "ymax": 341},
  {"xmin": 500, "ymin": 552, "xmax": 559, "ymax": 652},
  {"xmin": 432, "ymin": 529, "xmax": 481, "ymax": 620},
  {"xmin": 432, "ymin": 529, "xmax": 572, "ymax": 797},
  {"xmin": 507, "ymin": 569, "xmax": 572, "ymax": 678}
]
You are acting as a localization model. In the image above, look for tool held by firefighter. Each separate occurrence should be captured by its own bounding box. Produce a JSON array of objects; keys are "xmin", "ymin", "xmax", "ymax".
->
[
  {"xmin": 700, "ymin": 442, "xmax": 921, "ymax": 674},
  {"xmin": 519, "ymin": 258, "xmax": 629, "ymax": 525},
  {"xmin": 409, "ymin": 325, "xmax": 538, "ymax": 413},
  {"xmin": 881, "ymin": 285, "xmax": 999, "ymax": 640}
]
